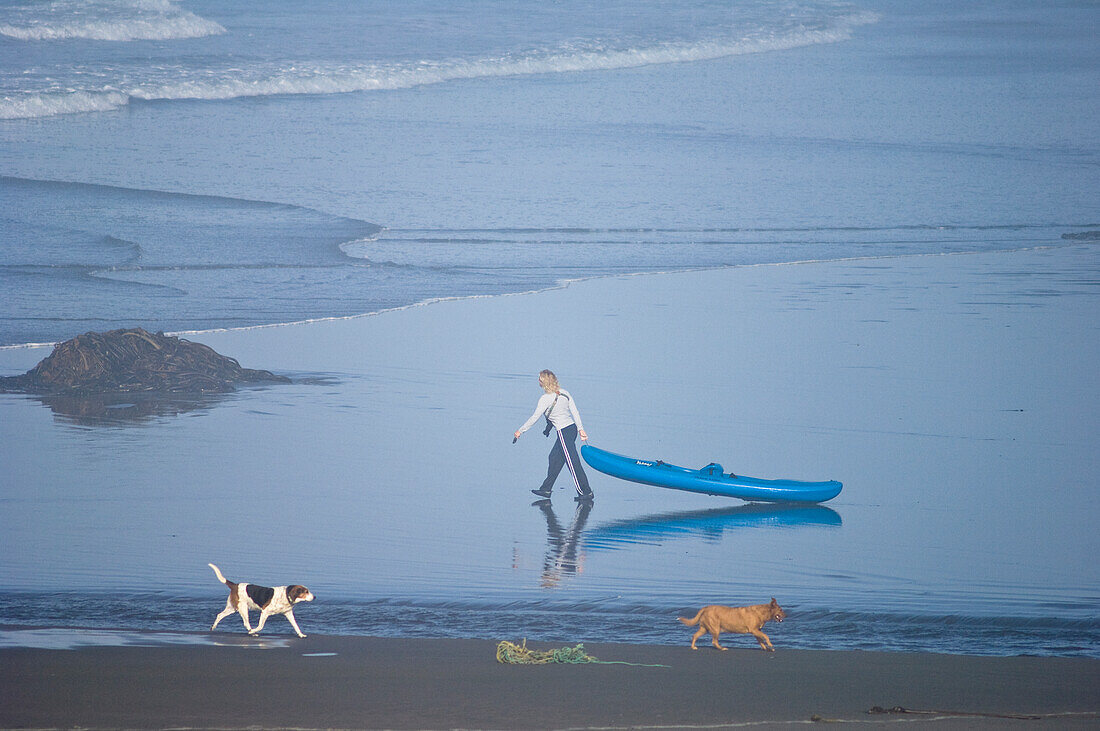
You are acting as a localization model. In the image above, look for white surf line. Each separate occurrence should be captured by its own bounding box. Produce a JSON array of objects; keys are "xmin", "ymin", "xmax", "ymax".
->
[{"xmin": 0, "ymin": 242, "xmax": 1088, "ymax": 353}]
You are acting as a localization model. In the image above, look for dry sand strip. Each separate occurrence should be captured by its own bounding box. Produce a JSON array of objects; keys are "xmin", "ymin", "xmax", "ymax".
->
[{"xmin": 2, "ymin": 635, "xmax": 1098, "ymax": 729}]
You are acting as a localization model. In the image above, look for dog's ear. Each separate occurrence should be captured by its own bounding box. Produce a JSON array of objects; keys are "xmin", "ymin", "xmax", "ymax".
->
[{"xmin": 771, "ymin": 597, "xmax": 778, "ymax": 605}]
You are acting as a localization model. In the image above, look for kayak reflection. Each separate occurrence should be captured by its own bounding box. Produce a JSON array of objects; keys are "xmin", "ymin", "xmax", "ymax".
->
[
  {"xmin": 584, "ymin": 504, "xmax": 842, "ymax": 551},
  {"xmin": 533, "ymin": 501, "xmax": 840, "ymax": 587}
]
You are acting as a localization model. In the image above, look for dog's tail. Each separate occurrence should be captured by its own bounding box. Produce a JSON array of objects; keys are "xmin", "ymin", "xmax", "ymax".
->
[
  {"xmin": 208, "ymin": 563, "xmax": 229, "ymax": 585},
  {"xmin": 678, "ymin": 609, "xmax": 704, "ymax": 626}
]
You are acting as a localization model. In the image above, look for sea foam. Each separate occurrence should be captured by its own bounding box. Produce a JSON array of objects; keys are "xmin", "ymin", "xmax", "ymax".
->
[
  {"xmin": 0, "ymin": 0, "xmax": 225, "ymax": 42},
  {"xmin": 0, "ymin": 10, "xmax": 877, "ymax": 119},
  {"xmin": 0, "ymin": 90, "xmax": 129, "ymax": 119}
]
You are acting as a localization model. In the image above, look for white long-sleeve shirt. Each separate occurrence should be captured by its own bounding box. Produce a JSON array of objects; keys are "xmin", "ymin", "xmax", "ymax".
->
[{"xmin": 518, "ymin": 389, "xmax": 585, "ymax": 434}]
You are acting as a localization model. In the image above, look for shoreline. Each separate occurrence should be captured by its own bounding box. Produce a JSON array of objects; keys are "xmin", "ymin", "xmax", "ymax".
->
[
  {"xmin": 0, "ymin": 242, "xmax": 1084, "ymax": 355},
  {"xmin": 3, "ymin": 634, "xmax": 1099, "ymax": 729}
]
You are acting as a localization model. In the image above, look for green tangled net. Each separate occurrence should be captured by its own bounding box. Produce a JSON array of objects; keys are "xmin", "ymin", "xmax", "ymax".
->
[
  {"xmin": 495, "ymin": 639, "xmax": 668, "ymax": 667},
  {"xmin": 496, "ymin": 639, "xmax": 598, "ymax": 664}
]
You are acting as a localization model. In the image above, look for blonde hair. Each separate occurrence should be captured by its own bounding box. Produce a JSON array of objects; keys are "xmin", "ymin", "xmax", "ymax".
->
[{"xmin": 538, "ymin": 369, "xmax": 560, "ymax": 394}]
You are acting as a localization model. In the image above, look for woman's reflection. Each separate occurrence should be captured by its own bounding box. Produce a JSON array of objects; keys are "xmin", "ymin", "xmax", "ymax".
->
[{"xmin": 535, "ymin": 499, "xmax": 592, "ymax": 587}]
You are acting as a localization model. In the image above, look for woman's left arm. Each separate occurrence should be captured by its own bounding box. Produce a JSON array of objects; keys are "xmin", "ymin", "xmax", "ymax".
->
[{"xmin": 568, "ymin": 397, "xmax": 588, "ymax": 441}]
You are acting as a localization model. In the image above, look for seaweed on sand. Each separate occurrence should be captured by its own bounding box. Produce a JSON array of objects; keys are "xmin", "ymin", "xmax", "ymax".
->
[{"xmin": 0, "ymin": 328, "xmax": 290, "ymax": 395}]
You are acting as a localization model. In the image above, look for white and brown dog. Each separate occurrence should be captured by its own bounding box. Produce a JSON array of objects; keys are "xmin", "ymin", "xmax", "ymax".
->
[{"xmin": 208, "ymin": 563, "xmax": 314, "ymax": 638}]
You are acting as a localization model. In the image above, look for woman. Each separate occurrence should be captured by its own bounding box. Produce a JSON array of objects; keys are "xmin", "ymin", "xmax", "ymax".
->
[{"xmin": 514, "ymin": 369, "xmax": 594, "ymax": 502}]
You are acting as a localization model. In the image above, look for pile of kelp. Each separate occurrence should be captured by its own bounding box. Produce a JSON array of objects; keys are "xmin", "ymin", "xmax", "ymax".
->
[{"xmin": 0, "ymin": 328, "xmax": 290, "ymax": 395}]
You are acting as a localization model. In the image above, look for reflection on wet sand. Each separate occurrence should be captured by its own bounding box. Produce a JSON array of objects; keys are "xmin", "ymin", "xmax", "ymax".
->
[
  {"xmin": 31, "ymin": 391, "xmax": 228, "ymax": 426},
  {"xmin": 534, "ymin": 500, "xmax": 592, "ymax": 587},
  {"xmin": 0, "ymin": 628, "xmax": 291, "ymax": 650},
  {"xmin": 19, "ymin": 378, "xmax": 320, "ymax": 426},
  {"xmin": 585, "ymin": 504, "xmax": 841, "ymax": 550},
  {"xmin": 533, "ymin": 501, "xmax": 841, "ymax": 587}
]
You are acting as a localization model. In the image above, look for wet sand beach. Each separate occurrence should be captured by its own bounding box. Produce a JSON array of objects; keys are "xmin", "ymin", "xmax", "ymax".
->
[{"xmin": 3, "ymin": 634, "xmax": 1099, "ymax": 729}]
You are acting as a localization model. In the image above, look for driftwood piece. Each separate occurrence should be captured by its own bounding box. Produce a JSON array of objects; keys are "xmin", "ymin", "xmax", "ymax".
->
[{"xmin": 0, "ymin": 328, "xmax": 290, "ymax": 395}]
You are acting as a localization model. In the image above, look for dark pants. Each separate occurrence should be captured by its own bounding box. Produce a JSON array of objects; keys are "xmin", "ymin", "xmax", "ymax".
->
[{"xmin": 539, "ymin": 423, "xmax": 592, "ymax": 496}]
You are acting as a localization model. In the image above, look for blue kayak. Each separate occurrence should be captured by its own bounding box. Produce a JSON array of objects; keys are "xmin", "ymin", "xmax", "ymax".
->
[{"xmin": 580, "ymin": 445, "xmax": 842, "ymax": 503}]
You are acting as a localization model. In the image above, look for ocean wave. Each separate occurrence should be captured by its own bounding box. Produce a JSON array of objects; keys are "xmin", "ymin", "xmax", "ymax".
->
[
  {"xmin": 0, "ymin": 0, "xmax": 225, "ymax": 42},
  {"xmin": 0, "ymin": 90, "xmax": 130, "ymax": 119},
  {"xmin": 0, "ymin": 10, "xmax": 877, "ymax": 119}
]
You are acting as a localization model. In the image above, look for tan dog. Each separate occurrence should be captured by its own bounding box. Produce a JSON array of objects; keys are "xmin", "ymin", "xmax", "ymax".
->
[{"xmin": 678, "ymin": 598, "xmax": 786, "ymax": 651}]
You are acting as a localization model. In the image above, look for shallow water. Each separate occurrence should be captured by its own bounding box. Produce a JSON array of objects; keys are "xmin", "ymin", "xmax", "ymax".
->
[
  {"xmin": 3, "ymin": 173, "xmax": 1085, "ymax": 346},
  {"xmin": 2, "ymin": 247, "xmax": 1097, "ymax": 657}
]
